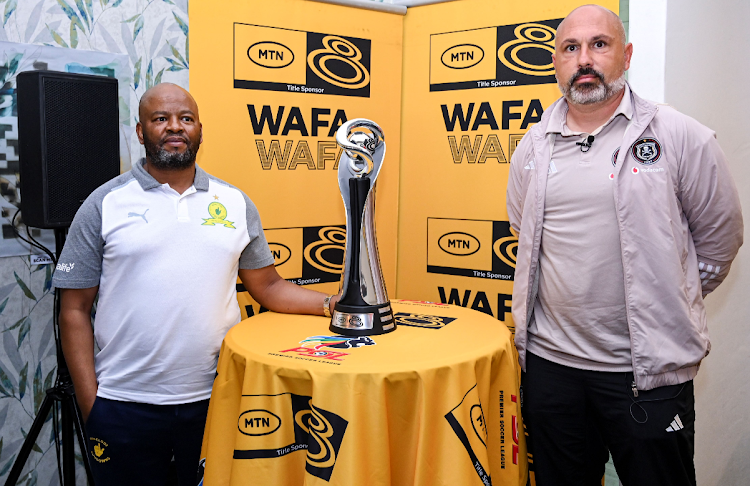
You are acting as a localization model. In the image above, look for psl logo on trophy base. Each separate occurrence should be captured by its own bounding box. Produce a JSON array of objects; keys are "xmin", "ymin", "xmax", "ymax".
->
[{"xmin": 234, "ymin": 23, "xmax": 371, "ymax": 97}]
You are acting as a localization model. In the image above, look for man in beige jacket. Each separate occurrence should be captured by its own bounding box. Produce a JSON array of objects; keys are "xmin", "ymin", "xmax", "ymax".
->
[{"xmin": 506, "ymin": 5, "xmax": 742, "ymax": 486}]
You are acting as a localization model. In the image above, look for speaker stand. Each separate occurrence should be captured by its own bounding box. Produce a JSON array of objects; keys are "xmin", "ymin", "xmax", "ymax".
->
[{"xmin": 4, "ymin": 228, "xmax": 94, "ymax": 486}]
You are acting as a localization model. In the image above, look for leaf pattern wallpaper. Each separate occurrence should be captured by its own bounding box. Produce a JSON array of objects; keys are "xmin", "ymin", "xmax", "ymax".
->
[{"xmin": 0, "ymin": 0, "xmax": 188, "ymax": 484}]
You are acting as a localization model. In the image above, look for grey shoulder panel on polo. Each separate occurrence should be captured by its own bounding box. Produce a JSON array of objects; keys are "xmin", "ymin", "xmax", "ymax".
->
[{"xmin": 52, "ymin": 171, "xmax": 139, "ymax": 289}]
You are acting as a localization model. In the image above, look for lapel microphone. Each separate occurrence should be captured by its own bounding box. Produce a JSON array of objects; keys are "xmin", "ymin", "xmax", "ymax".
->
[{"xmin": 576, "ymin": 135, "xmax": 595, "ymax": 153}]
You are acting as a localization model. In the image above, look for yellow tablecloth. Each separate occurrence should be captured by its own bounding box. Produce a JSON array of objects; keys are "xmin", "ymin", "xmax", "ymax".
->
[{"xmin": 199, "ymin": 300, "xmax": 527, "ymax": 486}]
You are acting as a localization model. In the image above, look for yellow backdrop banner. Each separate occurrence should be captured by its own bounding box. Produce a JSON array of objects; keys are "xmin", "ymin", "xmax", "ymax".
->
[
  {"xmin": 190, "ymin": 1, "xmax": 619, "ymax": 484},
  {"xmin": 190, "ymin": 0, "xmax": 404, "ymax": 317},
  {"xmin": 397, "ymin": 0, "xmax": 617, "ymax": 334},
  {"xmin": 396, "ymin": 1, "xmax": 617, "ymax": 482}
]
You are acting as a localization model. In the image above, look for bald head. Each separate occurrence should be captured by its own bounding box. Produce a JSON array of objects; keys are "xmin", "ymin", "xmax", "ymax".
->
[
  {"xmin": 552, "ymin": 4, "xmax": 631, "ymax": 106},
  {"xmin": 557, "ymin": 4, "xmax": 626, "ymax": 48},
  {"xmin": 138, "ymin": 83, "xmax": 199, "ymax": 122},
  {"xmin": 136, "ymin": 83, "xmax": 202, "ymax": 171}
]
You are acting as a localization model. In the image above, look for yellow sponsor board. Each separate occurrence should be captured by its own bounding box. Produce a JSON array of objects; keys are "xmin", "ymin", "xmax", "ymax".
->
[
  {"xmin": 398, "ymin": 0, "xmax": 616, "ymax": 332},
  {"xmin": 191, "ymin": 0, "xmax": 402, "ymax": 317},
  {"xmin": 399, "ymin": 2, "xmax": 617, "ymax": 483}
]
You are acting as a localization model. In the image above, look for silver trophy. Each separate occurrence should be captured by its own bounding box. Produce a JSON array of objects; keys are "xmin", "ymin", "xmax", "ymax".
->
[{"xmin": 330, "ymin": 119, "xmax": 395, "ymax": 336}]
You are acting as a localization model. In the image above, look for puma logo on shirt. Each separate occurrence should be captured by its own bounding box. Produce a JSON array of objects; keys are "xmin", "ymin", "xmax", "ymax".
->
[{"xmin": 128, "ymin": 209, "xmax": 149, "ymax": 223}]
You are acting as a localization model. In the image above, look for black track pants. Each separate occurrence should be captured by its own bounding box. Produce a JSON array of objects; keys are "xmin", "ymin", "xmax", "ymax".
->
[
  {"xmin": 522, "ymin": 352, "xmax": 696, "ymax": 486},
  {"xmin": 85, "ymin": 397, "xmax": 210, "ymax": 486}
]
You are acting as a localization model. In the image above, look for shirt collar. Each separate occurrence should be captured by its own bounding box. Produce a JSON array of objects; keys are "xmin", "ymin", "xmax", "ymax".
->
[
  {"xmin": 545, "ymin": 83, "xmax": 633, "ymax": 136},
  {"xmin": 132, "ymin": 158, "xmax": 209, "ymax": 192}
]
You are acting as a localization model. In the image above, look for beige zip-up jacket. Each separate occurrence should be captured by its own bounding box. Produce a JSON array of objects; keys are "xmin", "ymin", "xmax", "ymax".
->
[{"xmin": 507, "ymin": 87, "xmax": 743, "ymax": 391}]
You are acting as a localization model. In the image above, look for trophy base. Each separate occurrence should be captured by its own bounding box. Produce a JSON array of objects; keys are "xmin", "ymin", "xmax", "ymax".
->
[{"xmin": 330, "ymin": 302, "xmax": 396, "ymax": 336}]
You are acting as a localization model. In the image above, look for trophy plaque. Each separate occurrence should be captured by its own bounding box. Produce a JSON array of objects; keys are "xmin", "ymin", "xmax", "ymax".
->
[{"xmin": 330, "ymin": 119, "xmax": 395, "ymax": 336}]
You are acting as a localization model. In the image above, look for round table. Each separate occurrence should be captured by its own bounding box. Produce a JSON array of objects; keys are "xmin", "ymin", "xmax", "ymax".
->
[{"xmin": 199, "ymin": 300, "xmax": 527, "ymax": 486}]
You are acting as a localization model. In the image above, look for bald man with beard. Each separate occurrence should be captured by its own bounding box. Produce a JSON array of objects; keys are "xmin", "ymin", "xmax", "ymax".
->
[
  {"xmin": 54, "ymin": 83, "xmax": 339, "ymax": 485},
  {"xmin": 506, "ymin": 5, "xmax": 742, "ymax": 486}
]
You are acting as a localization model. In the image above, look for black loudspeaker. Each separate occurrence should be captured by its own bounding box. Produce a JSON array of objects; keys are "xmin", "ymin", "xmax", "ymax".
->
[{"xmin": 18, "ymin": 70, "xmax": 120, "ymax": 229}]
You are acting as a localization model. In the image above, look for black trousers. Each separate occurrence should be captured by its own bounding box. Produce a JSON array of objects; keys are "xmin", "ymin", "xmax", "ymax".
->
[
  {"xmin": 85, "ymin": 397, "xmax": 210, "ymax": 486},
  {"xmin": 522, "ymin": 352, "xmax": 696, "ymax": 486}
]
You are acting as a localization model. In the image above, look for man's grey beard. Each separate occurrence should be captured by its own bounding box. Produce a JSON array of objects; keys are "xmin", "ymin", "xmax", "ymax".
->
[
  {"xmin": 143, "ymin": 135, "xmax": 198, "ymax": 170},
  {"xmin": 559, "ymin": 69, "xmax": 626, "ymax": 105}
]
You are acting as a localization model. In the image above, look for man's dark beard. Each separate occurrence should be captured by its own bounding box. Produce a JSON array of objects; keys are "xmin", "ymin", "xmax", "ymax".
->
[{"xmin": 143, "ymin": 132, "xmax": 199, "ymax": 170}]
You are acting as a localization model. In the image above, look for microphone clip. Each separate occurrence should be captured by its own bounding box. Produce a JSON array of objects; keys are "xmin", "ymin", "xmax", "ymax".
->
[{"xmin": 576, "ymin": 135, "xmax": 595, "ymax": 153}]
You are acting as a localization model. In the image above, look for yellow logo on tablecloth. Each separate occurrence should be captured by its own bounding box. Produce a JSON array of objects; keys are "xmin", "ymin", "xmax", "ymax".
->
[
  {"xmin": 394, "ymin": 313, "xmax": 456, "ymax": 329},
  {"xmin": 239, "ymin": 409, "xmax": 282, "ymax": 436},
  {"xmin": 202, "ymin": 202, "xmax": 235, "ymax": 228},
  {"xmin": 296, "ymin": 402, "xmax": 337, "ymax": 469},
  {"xmin": 446, "ymin": 384, "xmax": 491, "ymax": 484},
  {"xmin": 277, "ymin": 335, "xmax": 376, "ymax": 362},
  {"xmin": 233, "ymin": 393, "xmax": 348, "ymax": 482}
]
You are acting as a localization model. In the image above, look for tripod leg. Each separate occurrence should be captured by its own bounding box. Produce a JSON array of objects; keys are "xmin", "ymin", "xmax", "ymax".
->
[
  {"xmin": 63, "ymin": 393, "xmax": 95, "ymax": 485},
  {"xmin": 61, "ymin": 399, "xmax": 75, "ymax": 485},
  {"xmin": 3, "ymin": 392, "xmax": 55, "ymax": 486}
]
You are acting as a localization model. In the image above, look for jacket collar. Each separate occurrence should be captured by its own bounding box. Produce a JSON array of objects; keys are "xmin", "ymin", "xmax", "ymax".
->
[
  {"xmin": 530, "ymin": 83, "xmax": 660, "ymax": 169},
  {"xmin": 132, "ymin": 158, "xmax": 210, "ymax": 192},
  {"xmin": 534, "ymin": 83, "xmax": 655, "ymax": 135}
]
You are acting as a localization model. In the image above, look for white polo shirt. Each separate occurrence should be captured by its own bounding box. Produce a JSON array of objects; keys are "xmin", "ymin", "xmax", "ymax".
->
[{"xmin": 53, "ymin": 160, "xmax": 274, "ymax": 405}]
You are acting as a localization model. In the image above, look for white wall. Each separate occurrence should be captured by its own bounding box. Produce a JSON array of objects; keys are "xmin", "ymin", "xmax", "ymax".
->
[
  {"xmin": 630, "ymin": 1, "xmax": 750, "ymax": 483},
  {"xmin": 660, "ymin": 1, "xmax": 749, "ymax": 484},
  {"xmin": 665, "ymin": 1, "xmax": 750, "ymax": 483},
  {"xmin": 628, "ymin": 0, "xmax": 667, "ymax": 102}
]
